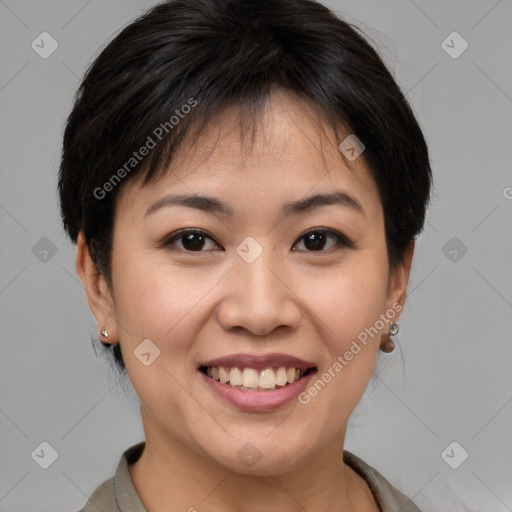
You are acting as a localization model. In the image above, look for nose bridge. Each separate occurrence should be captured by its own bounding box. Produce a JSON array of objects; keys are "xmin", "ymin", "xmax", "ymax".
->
[
  {"xmin": 217, "ymin": 240, "xmax": 300, "ymax": 335},
  {"xmin": 234, "ymin": 235, "xmax": 279, "ymax": 292},
  {"xmin": 237, "ymin": 247, "xmax": 280, "ymax": 299}
]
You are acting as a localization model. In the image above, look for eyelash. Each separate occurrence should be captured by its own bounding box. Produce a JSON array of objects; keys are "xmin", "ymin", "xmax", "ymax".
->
[{"xmin": 161, "ymin": 228, "xmax": 354, "ymax": 253}]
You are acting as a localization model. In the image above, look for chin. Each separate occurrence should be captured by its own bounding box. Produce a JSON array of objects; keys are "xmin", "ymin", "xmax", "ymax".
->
[{"xmin": 198, "ymin": 431, "xmax": 317, "ymax": 476}]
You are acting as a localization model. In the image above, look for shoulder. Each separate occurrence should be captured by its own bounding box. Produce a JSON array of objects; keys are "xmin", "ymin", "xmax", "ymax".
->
[
  {"xmin": 77, "ymin": 476, "xmax": 117, "ymax": 512},
  {"xmin": 77, "ymin": 441, "xmax": 147, "ymax": 512},
  {"xmin": 343, "ymin": 451, "xmax": 423, "ymax": 512}
]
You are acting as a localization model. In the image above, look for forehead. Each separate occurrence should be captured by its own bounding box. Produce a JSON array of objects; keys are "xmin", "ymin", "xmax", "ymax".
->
[{"xmin": 117, "ymin": 90, "xmax": 382, "ymax": 221}]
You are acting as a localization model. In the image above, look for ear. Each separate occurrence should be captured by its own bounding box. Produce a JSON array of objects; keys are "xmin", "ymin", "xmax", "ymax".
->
[
  {"xmin": 386, "ymin": 239, "xmax": 415, "ymax": 319},
  {"xmin": 75, "ymin": 231, "xmax": 118, "ymax": 343}
]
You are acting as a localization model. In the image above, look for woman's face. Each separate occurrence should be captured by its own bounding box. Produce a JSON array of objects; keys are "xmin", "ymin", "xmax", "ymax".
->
[{"xmin": 82, "ymin": 90, "xmax": 411, "ymax": 474}]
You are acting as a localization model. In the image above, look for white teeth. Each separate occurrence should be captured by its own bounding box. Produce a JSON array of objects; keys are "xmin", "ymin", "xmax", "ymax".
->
[
  {"xmin": 242, "ymin": 368, "xmax": 259, "ymax": 388},
  {"xmin": 259, "ymin": 368, "xmax": 276, "ymax": 389},
  {"xmin": 229, "ymin": 367, "xmax": 243, "ymax": 386},
  {"xmin": 275, "ymin": 367, "xmax": 288, "ymax": 386},
  {"xmin": 204, "ymin": 365, "xmax": 307, "ymax": 390},
  {"xmin": 219, "ymin": 367, "xmax": 229, "ymax": 384}
]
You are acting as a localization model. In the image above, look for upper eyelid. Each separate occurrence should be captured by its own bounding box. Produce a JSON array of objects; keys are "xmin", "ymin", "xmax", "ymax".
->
[
  {"xmin": 161, "ymin": 228, "xmax": 222, "ymax": 251},
  {"xmin": 292, "ymin": 228, "xmax": 353, "ymax": 249},
  {"xmin": 164, "ymin": 228, "xmax": 217, "ymax": 243}
]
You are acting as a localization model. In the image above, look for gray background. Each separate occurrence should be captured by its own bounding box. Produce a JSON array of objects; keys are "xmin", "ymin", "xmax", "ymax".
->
[{"xmin": 1, "ymin": 1, "xmax": 511, "ymax": 510}]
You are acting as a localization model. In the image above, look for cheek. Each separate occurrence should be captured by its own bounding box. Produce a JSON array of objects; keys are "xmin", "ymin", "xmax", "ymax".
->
[
  {"xmin": 112, "ymin": 249, "xmax": 206, "ymax": 338},
  {"xmin": 110, "ymin": 253, "xmax": 209, "ymax": 422},
  {"xmin": 294, "ymin": 255, "xmax": 389, "ymax": 426},
  {"xmin": 300, "ymin": 257, "xmax": 389, "ymax": 345},
  {"xmin": 110, "ymin": 250, "xmax": 225, "ymax": 395}
]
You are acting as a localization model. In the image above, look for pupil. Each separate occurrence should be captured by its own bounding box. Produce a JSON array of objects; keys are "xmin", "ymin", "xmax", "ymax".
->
[
  {"xmin": 305, "ymin": 232, "xmax": 325, "ymax": 251},
  {"xmin": 183, "ymin": 233, "xmax": 205, "ymax": 251}
]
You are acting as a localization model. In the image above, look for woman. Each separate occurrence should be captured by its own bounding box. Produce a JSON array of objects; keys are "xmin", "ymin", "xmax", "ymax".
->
[{"xmin": 59, "ymin": 0, "xmax": 432, "ymax": 510}]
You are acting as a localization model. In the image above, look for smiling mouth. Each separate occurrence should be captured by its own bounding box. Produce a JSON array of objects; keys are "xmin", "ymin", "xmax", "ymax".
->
[{"xmin": 199, "ymin": 365, "xmax": 317, "ymax": 391}]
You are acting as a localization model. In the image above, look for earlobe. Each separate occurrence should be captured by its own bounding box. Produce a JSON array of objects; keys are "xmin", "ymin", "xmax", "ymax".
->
[
  {"xmin": 75, "ymin": 231, "xmax": 117, "ymax": 342},
  {"xmin": 380, "ymin": 241, "xmax": 414, "ymax": 353}
]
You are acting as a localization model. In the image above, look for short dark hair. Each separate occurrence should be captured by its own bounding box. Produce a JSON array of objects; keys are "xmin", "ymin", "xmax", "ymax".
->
[{"xmin": 59, "ymin": 0, "xmax": 433, "ymax": 371}]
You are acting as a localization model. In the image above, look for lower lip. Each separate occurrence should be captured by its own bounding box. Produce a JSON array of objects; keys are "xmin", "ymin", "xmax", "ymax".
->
[{"xmin": 199, "ymin": 370, "xmax": 316, "ymax": 411}]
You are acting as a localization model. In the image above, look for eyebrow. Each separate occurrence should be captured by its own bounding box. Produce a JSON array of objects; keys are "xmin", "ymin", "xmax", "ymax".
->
[{"xmin": 144, "ymin": 190, "xmax": 364, "ymax": 218}]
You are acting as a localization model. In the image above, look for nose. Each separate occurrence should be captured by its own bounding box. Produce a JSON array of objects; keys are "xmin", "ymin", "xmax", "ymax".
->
[{"xmin": 215, "ymin": 249, "xmax": 302, "ymax": 336}]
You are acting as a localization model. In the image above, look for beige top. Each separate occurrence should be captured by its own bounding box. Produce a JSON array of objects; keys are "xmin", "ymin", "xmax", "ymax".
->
[{"xmin": 78, "ymin": 442, "xmax": 422, "ymax": 512}]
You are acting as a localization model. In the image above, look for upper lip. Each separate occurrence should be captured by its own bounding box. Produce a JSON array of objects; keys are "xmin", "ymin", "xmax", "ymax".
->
[{"xmin": 199, "ymin": 353, "xmax": 316, "ymax": 372}]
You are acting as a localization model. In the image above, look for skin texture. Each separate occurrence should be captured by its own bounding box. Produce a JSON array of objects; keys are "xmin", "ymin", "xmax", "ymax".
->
[{"xmin": 77, "ymin": 89, "xmax": 414, "ymax": 511}]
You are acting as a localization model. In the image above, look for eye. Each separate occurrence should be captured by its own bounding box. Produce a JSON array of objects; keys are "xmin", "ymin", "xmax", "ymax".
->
[
  {"xmin": 292, "ymin": 228, "xmax": 353, "ymax": 252},
  {"xmin": 161, "ymin": 228, "xmax": 352, "ymax": 253},
  {"xmin": 162, "ymin": 229, "xmax": 222, "ymax": 252}
]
